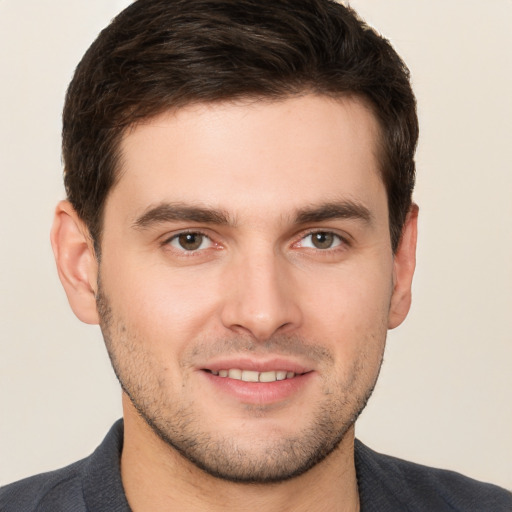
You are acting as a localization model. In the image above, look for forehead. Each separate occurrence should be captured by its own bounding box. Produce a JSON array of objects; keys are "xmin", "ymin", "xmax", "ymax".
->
[{"xmin": 109, "ymin": 95, "xmax": 386, "ymax": 225}]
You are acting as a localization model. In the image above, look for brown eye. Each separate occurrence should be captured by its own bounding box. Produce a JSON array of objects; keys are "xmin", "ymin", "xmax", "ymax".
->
[
  {"xmin": 311, "ymin": 232, "xmax": 335, "ymax": 249},
  {"xmin": 301, "ymin": 232, "xmax": 342, "ymax": 250},
  {"xmin": 170, "ymin": 233, "xmax": 210, "ymax": 251},
  {"xmin": 180, "ymin": 233, "xmax": 202, "ymax": 250}
]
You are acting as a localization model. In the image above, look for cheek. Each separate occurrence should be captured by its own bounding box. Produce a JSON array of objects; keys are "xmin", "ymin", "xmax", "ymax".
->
[
  {"xmin": 102, "ymin": 259, "xmax": 224, "ymax": 347},
  {"xmin": 303, "ymin": 261, "xmax": 393, "ymax": 328},
  {"xmin": 299, "ymin": 261, "xmax": 392, "ymax": 368}
]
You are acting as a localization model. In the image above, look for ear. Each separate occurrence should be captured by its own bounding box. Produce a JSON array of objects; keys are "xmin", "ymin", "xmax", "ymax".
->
[
  {"xmin": 388, "ymin": 204, "xmax": 419, "ymax": 329},
  {"xmin": 50, "ymin": 200, "xmax": 100, "ymax": 324}
]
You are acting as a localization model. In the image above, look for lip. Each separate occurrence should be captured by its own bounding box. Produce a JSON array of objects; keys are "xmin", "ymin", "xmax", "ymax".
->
[
  {"xmin": 198, "ymin": 357, "xmax": 315, "ymax": 405},
  {"xmin": 200, "ymin": 357, "xmax": 312, "ymax": 375}
]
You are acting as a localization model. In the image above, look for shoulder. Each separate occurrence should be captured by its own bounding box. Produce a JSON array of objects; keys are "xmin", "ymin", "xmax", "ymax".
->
[
  {"xmin": 0, "ymin": 420, "xmax": 127, "ymax": 512},
  {"xmin": 0, "ymin": 459, "xmax": 88, "ymax": 512},
  {"xmin": 355, "ymin": 439, "xmax": 512, "ymax": 512}
]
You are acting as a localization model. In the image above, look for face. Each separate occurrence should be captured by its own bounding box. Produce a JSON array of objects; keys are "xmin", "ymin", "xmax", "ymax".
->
[{"xmin": 94, "ymin": 95, "xmax": 411, "ymax": 483}]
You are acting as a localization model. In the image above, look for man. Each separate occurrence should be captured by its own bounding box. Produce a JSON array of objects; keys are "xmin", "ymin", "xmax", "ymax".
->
[{"xmin": 0, "ymin": 0, "xmax": 510, "ymax": 510}]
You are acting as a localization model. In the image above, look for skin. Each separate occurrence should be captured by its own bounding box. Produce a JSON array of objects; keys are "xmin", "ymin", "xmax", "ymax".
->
[{"xmin": 51, "ymin": 94, "xmax": 418, "ymax": 512}]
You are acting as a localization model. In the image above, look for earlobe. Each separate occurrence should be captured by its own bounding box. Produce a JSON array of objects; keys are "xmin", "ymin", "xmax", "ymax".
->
[
  {"xmin": 388, "ymin": 204, "xmax": 419, "ymax": 329},
  {"xmin": 50, "ymin": 200, "xmax": 100, "ymax": 325}
]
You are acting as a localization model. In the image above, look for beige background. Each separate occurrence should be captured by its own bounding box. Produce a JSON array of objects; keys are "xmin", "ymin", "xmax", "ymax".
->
[{"xmin": 1, "ymin": 0, "xmax": 511, "ymax": 489}]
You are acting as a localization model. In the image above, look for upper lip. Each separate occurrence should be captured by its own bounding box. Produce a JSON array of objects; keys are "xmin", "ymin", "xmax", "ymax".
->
[{"xmin": 200, "ymin": 357, "xmax": 313, "ymax": 375}]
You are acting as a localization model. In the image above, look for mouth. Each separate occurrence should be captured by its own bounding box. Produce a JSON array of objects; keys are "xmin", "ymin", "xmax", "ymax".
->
[
  {"xmin": 199, "ymin": 358, "xmax": 314, "ymax": 404},
  {"xmin": 205, "ymin": 368, "xmax": 300, "ymax": 383},
  {"xmin": 201, "ymin": 367, "xmax": 313, "ymax": 405}
]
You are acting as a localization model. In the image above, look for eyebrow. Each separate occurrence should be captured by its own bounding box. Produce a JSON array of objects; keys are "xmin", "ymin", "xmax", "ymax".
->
[
  {"xmin": 132, "ymin": 199, "xmax": 373, "ymax": 231},
  {"xmin": 294, "ymin": 200, "xmax": 373, "ymax": 225},
  {"xmin": 133, "ymin": 202, "xmax": 233, "ymax": 229}
]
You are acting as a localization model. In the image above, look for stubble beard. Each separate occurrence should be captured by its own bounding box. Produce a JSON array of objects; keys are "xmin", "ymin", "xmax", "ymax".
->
[{"xmin": 96, "ymin": 284, "xmax": 385, "ymax": 484}]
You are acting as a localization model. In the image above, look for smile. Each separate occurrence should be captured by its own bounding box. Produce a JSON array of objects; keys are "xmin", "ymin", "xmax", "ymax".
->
[{"xmin": 209, "ymin": 369, "xmax": 298, "ymax": 382}]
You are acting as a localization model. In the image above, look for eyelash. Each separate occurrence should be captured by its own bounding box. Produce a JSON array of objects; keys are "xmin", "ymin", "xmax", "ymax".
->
[
  {"xmin": 162, "ymin": 229, "xmax": 349, "ymax": 255},
  {"xmin": 296, "ymin": 231, "xmax": 348, "ymax": 251},
  {"xmin": 162, "ymin": 230, "xmax": 215, "ymax": 254}
]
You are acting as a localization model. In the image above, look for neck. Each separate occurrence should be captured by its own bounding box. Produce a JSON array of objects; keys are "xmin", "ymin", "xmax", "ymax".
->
[{"xmin": 120, "ymin": 397, "xmax": 360, "ymax": 512}]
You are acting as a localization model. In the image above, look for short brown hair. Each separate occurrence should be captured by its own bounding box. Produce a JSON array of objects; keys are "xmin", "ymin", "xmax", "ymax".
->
[{"xmin": 63, "ymin": 0, "xmax": 418, "ymax": 253}]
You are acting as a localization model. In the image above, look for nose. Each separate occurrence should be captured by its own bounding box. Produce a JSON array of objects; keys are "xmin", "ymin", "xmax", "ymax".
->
[{"xmin": 220, "ymin": 250, "xmax": 303, "ymax": 342}]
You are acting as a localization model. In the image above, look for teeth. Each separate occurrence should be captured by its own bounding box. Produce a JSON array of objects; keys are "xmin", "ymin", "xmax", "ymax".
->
[
  {"xmin": 212, "ymin": 369, "xmax": 297, "ymax": 382},
  {"xmin": 242, "ymin": 370, "xmax": 259, "ymax": 382},
  {"xmin": 259, "ymin": 371, "xmax": 277, "ymax": 383},
  {"xmin": 228, "ymin": 369, "xmax": 242, "ymax": 379}
]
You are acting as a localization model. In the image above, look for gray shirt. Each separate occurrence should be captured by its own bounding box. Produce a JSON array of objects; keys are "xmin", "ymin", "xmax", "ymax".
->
[{"xmin": 1, "ymin": 420, "xmax": 510, "ymax": 511}]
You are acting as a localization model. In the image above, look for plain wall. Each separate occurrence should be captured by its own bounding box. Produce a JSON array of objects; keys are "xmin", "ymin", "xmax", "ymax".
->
[{"xmin": 1, "ymin": 0, "xmax": 511, "ymax": 489}]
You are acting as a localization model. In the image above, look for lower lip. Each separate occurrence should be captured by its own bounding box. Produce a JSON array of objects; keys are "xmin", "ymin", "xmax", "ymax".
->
[{"xmin": 201, "ymin": 371, "xmax": 314, "ymax": 405}]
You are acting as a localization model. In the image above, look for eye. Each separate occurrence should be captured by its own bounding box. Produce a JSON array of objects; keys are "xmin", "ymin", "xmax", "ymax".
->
[
  {"xmin": 168, "ymin": 232, "xmax": 212, "ymax": 251},
  {"xmin": 300, "ymin": 231, "xmax": 343, "ymax": 250}
]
